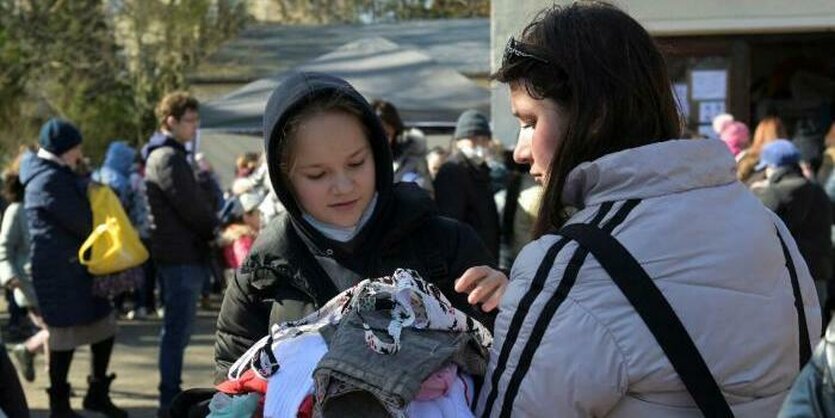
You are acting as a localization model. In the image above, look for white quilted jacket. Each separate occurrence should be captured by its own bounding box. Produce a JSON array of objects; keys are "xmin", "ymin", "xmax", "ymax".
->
[{"xmin": 478, "ymin": 139, "xmax": 822, "ymax": 418}]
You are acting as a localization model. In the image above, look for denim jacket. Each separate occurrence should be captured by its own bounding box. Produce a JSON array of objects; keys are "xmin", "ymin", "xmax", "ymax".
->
[{"xmin": 780, "ymin": 319, "xmax": 835, "ymax": 418}]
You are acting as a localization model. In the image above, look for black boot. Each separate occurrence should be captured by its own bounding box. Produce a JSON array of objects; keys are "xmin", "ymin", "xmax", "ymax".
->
[
  {"xmin": 47, "ymin": 383, "xmax": 85, "ymax": 418},
  {"xmin": 82, "ymin": 373, "xmax": 128, "ymax": 418}
]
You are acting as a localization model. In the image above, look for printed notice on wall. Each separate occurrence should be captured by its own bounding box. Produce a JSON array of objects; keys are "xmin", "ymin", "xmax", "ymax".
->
[
  {"xmin": 697, "ymin": 125, "xmax": 716, "ymax": 139},
  {"xmin": 673, "ymin": 83, "xmax": 689, "ymax": 118},
  {"xmin": 698, "ymin": 101, "xmax": 726, "ymax": 124},
  {"xmin": 691, "ymin": 70, "xmax": 727, "ymax": 100}
]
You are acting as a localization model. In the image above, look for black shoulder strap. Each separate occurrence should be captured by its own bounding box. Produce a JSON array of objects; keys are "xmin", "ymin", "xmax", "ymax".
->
[
  {"xmin": 775, "ymin": 226, "xmax": 813, "ymax": 368},
  {"xmin": 559, "ymin": 222, "xmax": 735, "ymax": 418}
]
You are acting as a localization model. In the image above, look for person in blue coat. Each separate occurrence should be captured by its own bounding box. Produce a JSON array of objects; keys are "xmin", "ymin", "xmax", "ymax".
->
[
  {"xmin": 21, "ymin": 119, "xmax": 127, "ymax": 418},
  {"xmin": 95, "ymin": 141, "xmax": 135, "ymax": 208},
  {"xmin": 93, "ymin": 141, "xmax": 154, "ymax": 318}
]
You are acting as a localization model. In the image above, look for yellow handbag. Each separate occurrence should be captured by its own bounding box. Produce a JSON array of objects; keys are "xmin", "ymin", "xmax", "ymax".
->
[{"xmin": 79, "ymin": 184, "xmax": 149, "ymax": 276}]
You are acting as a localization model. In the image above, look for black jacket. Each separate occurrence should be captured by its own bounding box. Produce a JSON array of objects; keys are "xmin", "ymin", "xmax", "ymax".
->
[
  {"xmin": 214, "ymin": 72, "xmax": 496, "ymax": 382},
  {"xmin": 753, "ymin": 166, "xmax": 833, "ymax": 283},
  {"xmin": 434, "ymin": 152, "xmax": 500, "ymax": 263},
  {"xmin": 214, "ymin": 185, "xmax": 494, "ymax": 381},
  {"xmin": 143, "ymin": 133, "xmax": 218, "ymax": 264}
]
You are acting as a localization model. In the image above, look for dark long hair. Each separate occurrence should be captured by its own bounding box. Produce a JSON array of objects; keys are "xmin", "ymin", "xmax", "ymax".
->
[
  {"xmin": 494, "ymin": 1, "xmax": 682, "ymax": 238},
  {"xmin": 371, "ymin": 99, "xmax": 406, "ymax": 158}
]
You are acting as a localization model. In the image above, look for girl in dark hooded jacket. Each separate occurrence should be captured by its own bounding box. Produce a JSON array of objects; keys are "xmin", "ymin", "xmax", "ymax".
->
[{"xmin": 214, "ymin": 72, "xmax": 507, "ymax": 382}]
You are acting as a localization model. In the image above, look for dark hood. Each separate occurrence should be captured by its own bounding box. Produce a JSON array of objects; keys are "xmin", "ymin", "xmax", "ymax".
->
[
  {"xmin": 263, "ymin": 72, "xmax": 395, "ymax": 272},
  {"xmin": 141, "ymin": 131, "xmax": 186, "ymax": 161}
]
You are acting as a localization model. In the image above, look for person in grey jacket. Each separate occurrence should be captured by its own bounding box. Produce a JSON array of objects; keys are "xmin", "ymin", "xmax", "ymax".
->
[
  {"xmin": 0, "ymin": 147, "xmax": 48, "ymax": 384},
  {"xmin": 478, "ymin": 3, "xmax": 820, "ymax": 417}
]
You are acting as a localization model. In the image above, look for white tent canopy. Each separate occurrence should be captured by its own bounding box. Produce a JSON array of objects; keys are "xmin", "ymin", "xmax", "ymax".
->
[{"xmin": 200, "ymin": 37, "xmax": 490, "ymax": 134}]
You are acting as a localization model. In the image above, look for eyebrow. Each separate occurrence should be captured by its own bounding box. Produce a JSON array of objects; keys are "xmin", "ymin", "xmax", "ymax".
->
[{"xmin": 296, "ymin": 146, "xmax": 369, "ymax": 170}]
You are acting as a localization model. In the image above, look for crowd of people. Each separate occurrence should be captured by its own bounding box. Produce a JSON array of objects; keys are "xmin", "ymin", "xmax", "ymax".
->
[{"xmin": 1, "ymin": 1, "xmax": 835, "ymax": 418}]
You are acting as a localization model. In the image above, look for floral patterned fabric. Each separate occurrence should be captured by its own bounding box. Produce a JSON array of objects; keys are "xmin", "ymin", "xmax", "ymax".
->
[{"xmin": 228, "ymin": 269, "xmax": 492, "ymax": 381}]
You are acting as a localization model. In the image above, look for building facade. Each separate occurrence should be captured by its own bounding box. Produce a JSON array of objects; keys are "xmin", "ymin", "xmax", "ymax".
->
[{"xmin": 492, "ymin": 0, "xmax": 835, "ymax": 146}]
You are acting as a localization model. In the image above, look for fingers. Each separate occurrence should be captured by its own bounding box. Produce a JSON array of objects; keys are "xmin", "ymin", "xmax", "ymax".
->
[
  {"xmin": 481, "ymin": 283, "xmax": 507, "ymax": 313},
  {"xmin": 455, "ymin": 266, "xmax": 510, "ymax": 312},
  {"xmin": 454, "ymin": 266, "xmax": 491, "ymax": 293},
  {"xmin": 466, "ymin": 274, "xmax": 503, "ymax": 305}
]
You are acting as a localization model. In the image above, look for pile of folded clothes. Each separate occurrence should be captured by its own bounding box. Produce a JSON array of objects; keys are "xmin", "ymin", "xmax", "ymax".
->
[{"xmin": 211, "ymin": 268, "xmax": 493, "ymax": 418}]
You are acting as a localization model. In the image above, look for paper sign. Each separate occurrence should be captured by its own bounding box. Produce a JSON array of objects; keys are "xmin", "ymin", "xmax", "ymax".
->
[
  {"xmin": 698, "ymin": 101, "xmax": 726, "ymax": 125},
  {"xmin": 673, "ymin": 83, "xmax": 689, "ymax": 118},
  {"xmin": 691, "ymin": 70, "xmax": 727, "ymax": 100},
  {"xmin": 698, "ymin": 125, "xmax": 716, "ymax": 139}
]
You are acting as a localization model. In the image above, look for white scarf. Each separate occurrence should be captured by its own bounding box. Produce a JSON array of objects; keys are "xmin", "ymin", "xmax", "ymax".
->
[{"xmin": 37, "ymin": 148, "xmax": 66, "ymax": 166}]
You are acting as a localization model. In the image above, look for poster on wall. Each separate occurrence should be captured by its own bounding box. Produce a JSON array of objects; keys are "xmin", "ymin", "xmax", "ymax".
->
[
  {"xmin": 698, "ymin": 101, "xmax": 726, "ymax": 125},
  {"xmin": 697, "ymin": 125, "xmax": 715, "ymax": 139},
  {"xmin": 691, "ymin": 70, "xmax": 727, "ymax": 101}
]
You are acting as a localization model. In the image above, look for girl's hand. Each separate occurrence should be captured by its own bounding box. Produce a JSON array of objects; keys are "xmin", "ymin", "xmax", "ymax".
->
[{"xmin": 454, "ymin": 266, "xmax": 509, "ymax": 313}]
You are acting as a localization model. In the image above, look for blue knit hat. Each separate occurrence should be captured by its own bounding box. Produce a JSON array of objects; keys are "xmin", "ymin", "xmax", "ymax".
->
[
  {"xmin": 39, "ymin": 118, "xmax": 82, "ymax": 156},
  {"xmin": 453, "ymin": 110, "xmax": 491, "ymax": 140}
]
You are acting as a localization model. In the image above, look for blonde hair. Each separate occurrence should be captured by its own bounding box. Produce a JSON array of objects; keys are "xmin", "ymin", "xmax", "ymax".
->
[
  {"xmin": 737, "ymin": 116, "xmax": 787, "ymax": 181},
  {"xmin": 236, "ymin": 152, "xmax": 260, "ymax": 171},
  {"xmin": 824, "ymin": 122, "xmax": 835, "ymax": 148}
]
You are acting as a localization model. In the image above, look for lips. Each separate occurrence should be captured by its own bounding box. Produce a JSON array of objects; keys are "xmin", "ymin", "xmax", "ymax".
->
[{"xmin": 329, "ymin": 199, "xmax": 359, "ymax": 210}]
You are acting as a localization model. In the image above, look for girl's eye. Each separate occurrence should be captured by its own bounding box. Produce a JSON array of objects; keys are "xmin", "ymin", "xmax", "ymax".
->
[
  {"xmin": 305, "ymin": 172, "xmax": 326, "ymax": 180},
  {"xmin": 521, "ymin": 122, "xmax": 536, "ymax": 130},
  {"xmin": 348, "ymin": 159, "xmax": 365, "ymax": 168}
]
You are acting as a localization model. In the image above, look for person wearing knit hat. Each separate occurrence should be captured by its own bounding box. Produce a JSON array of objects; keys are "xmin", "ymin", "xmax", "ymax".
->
[
  {"xmin": 37, "ymin": 118, "xmax": 84, "ymax": 170},
  {"xmin": 712, "ymin": 113, "xmax": 734, "ymax": 137},
  {"xmin": 719, "ymin": 121, "xmax": 750, "ymax": 159},
  {"xmin": 21, "ymin": 118, "xmax": 129, "ymax": 417},
  {"xmin": 454, "ymin": 110, "xmax": 492, "ymax": 142},
  {"xmin": 433, "ymin": 110, "xmax": 500, "ymax": 263}
]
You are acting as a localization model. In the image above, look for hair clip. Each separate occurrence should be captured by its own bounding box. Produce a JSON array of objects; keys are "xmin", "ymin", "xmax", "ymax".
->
[{"xmin": 503, "ymin": 37, "xmax": 549, "ymax": 65}]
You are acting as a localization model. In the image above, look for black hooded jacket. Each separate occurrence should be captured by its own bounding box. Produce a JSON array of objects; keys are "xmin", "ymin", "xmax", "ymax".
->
[{"xmin": 214, "ymin": 73, "xmax": 496, "ymax": 382}]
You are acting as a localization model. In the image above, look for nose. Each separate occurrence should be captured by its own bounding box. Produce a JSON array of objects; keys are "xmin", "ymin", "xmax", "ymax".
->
[
  {"xmin": 332, "ymin": 171, "xmax": 354, "ymax": 195},
  {"xmin": 513, "ymin": 127, "xmax": 533, "ymax": 165}
]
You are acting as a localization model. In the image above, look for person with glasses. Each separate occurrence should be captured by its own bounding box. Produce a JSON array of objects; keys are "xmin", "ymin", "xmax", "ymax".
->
[{"xmin": 143, "ymin": 91, "xmax": 219, "ymax": 415}]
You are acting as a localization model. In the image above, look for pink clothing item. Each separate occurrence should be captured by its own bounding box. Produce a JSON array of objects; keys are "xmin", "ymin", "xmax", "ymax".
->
[
  {"xmin": 224, "ymin": 235, "xmax": 255, "ymax": 269},
  {"xmin": 415, "ymin": 364, "xmax": 458, "ymax": 401},
  {"xmin": 406, "ymin": 373, "xmax": 475, "ymax": 418},
  {"xmin": 720, "ymin": 121, "xmax": 750, "ymax": 156},
  {"xmin": 712, "ymin": 113, "xmax": 734, "ymax": 135},
  {"xmin": 216, "ymin": 368, "xmax": 269, "ymax": 395}
]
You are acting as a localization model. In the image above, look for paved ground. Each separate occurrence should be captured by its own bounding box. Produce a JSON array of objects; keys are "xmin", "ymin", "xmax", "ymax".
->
[{"xmin": 2, "ymin": 301, "xmax": 220, "ymax": 418}]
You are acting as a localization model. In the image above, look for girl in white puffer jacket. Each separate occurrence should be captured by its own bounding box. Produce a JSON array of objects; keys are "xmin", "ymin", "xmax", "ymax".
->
[{"xmin": 478, "ymin": 3, "xmax": 821, "ymax": 417}]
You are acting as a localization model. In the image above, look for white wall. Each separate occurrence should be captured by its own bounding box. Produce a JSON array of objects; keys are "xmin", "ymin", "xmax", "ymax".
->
[{"xmin": 491, "ymin": 0, "xmax": 835, "ymax": 147}]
